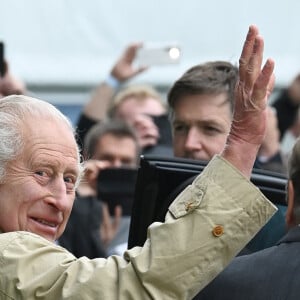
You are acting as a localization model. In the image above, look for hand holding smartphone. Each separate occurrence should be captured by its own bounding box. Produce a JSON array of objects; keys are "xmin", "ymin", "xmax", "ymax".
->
[{"xmin": 135, "ymin": 43, "xmax": 181, "ymax": 67}]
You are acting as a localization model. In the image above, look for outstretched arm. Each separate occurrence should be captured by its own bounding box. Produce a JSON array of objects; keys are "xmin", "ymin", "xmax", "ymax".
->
[
  {"xmin": 82, "ymin": 43, "xmax": 148, "ymax": 122},
  {"xmin": 76, "ymin": 43, "xmax": 149, "ymax": 150}
]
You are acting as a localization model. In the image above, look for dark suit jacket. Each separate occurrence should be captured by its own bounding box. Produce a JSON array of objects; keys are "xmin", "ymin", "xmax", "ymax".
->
[
  {"xmin": 194, "ymin": 226, "xmax": 300, "ymax": 300},
  {"xmin": 59, "ymin": 195, "xmax": 107, "ymax": 258}
]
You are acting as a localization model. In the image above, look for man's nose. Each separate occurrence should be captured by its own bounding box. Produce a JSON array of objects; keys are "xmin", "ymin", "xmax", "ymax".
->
[
  {"xmin": 184, "ymin": 127, "xmax": 202, "ymax": 151},
  {"xmin": 45, "ymin": 177, "xmax": 70, "ymax": 210}
]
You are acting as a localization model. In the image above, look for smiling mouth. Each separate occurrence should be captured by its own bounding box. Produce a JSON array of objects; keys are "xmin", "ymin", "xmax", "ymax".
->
[{"xmin": 32, "ymin": 218, "xmax": 58, "ymax": 228}]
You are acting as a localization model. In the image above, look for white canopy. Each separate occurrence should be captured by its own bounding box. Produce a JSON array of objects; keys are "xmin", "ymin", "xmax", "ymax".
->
[{"xmin": 0, "ymin": 0, "xmax": 299, "ymax": 99}]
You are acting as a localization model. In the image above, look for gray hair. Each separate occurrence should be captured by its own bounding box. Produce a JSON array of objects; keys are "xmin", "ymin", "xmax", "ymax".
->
[{"xmin": 0, "ymin": 94, "xmax": 83, "ymax": 183}]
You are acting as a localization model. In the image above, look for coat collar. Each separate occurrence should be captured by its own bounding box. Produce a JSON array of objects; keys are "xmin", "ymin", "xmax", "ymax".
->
[{"xmin": 277, "ymin": 225, "xmax": 300, "ymax": 244}]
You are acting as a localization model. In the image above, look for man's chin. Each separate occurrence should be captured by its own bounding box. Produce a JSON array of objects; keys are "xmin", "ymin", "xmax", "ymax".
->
[{"xmin": 185, "ymin": 154, "xmax": 210, "ymax": 162}]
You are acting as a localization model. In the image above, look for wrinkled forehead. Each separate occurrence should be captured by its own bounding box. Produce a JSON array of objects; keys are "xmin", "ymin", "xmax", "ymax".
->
[{"xmin": 22, "ymin": 116, "xmax": 79, "ymax": 157}]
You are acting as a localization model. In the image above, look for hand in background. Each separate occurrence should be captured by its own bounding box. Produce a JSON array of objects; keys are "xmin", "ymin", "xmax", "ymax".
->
[
  {"xmin": 110, "ymin": 43, "xmax": 148, "ymax": 82},
  {"xmin": 100, "ymin": 203, "xmax": 122, "ymax": 249},
  {"xmin": 132, "ymin": 114, "xmax": 160, "ymax": 148},
  {"xmin": 258, "ymin": 106, "xmax": 280, "ymax": 159},
  {"xmin": 77, "ymin": 159, "xmax": 112, "ymax": 196}
]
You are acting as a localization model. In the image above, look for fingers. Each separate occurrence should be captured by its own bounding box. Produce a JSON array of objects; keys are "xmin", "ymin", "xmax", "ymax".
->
[
  {"xmin": 133, "ymin": 114, "xmax": 160, "ymax": 147},
  {"xmin": 237, "ymin": 25, "xmax": 275, "ymax": 111},
  {"xmin": 124, "ymin": 44, "xmax": 149, "ymax": 76},
  {"xmin": 239, "ymin": 25, "xmax": 265, "ymax": 95},
  {"xmin": 251, "ymin": 58, "xmax": 275, "ymax": 108},
  {"xmin": 135, "ymin": 65, "xmax": 149, "ymax": 76},
  {"xmin": 124, "ymin": 43, "xmax": 142, "ymax": 62},
  {"xmin": 245, "ymin": 36, "xmax": 264, "ymax": 91},
  {"xmin": 101, "ymin": 202, "xmax": 110, "ymax": 226},
  {"xmin": 99, "ymin": 202, "xmax": 111, "ymax": 246},
  {"xmin": 83, "ymin": 159, "xmax": 112, "ymax": 185},
  {"xmin": 99, "ymin": 203, "xmax": 122, "ymax": 247},
  {"xmin": 222, "ymin": 25, "xmax": 275, "ymax": 177},
  {"xmin": 239, "ymin": 25, "xmax": 259, "ymax": 82},
  {"xmin": 112, "ymin": 205, "xmax": 122, "ymax": 231},
  {"xmin": 111, "ymin": 42, "xmax": 148, "ymax": 81}
]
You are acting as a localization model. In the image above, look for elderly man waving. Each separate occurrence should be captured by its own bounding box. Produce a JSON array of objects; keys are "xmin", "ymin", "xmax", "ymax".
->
[{"xmin": 0, "ymin": 25, "xmax": 276, "ymax": 300}]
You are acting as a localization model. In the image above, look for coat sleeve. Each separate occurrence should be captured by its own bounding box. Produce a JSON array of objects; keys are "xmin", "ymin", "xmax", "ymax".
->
[{"xmin": 0, "ymin": 155, "xmax": 277, "ymax": 300}]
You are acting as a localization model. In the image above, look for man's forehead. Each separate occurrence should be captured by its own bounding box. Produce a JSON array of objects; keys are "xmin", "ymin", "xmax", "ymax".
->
[
  {"xmin": 179, "ymin": 92, "xmax": 229, "ymax": 103},
  {"xmin": 175, "ymin": 94, "xmax": 231, "ymax": 112},
  {"xmin": 98, "ymin": 135, "xmax": 136, "ymax": 149},
  {"xmin": 22, "ymin": 118, "xmax": 78, "ymax": 155},
  {"xmin": 96, "ymin": 135, "xmax": 137, "ymax": 153}
]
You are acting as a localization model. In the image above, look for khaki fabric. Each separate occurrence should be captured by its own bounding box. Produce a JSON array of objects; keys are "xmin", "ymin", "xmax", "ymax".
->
[{"xmin": 0, "ymin": 155, "xmax": 277, "ymax": 300}]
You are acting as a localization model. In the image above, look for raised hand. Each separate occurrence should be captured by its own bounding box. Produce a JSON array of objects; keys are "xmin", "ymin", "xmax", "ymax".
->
[
  {"xmin": 131, "ymin": 114, "xmax": 160, "ymax": 148},
  {"xmin": 110, "ymin": 43, "xmax": 148, "ymax": 82},
  {"xmin": 223, "ymin": 25, "xmax": 275, "ymax": 177}
]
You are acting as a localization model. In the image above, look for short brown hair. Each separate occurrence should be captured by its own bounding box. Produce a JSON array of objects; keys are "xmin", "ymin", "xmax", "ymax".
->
[{"xmin": 167, "ymin": 61, "xmax": 238, "ymax": 116}]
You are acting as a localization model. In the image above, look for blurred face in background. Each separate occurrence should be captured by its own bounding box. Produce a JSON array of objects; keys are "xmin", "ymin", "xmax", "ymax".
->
[
  {"xmin": 93, "ymin": 133, "xmax": 138, "ymax": 168},
  {"xmin": 114, "ymin": 97, "xmax": 166, "ymax": 148},
  {"xmin": 171, "ymin": 93, "xmax": 232, "ymax": 161},
  {"xmin": 114, "ymin": 96, "xmax": 166, "ymax": 122}
]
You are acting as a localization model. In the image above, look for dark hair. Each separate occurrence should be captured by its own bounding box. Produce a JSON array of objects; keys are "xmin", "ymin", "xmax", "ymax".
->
[
  {"xmin": 167, "ymin": 61, "xmax": 238, "ymax": 114},
  {"xmin": 83, "ymin": 119, "xmax": 140, "ymax": 159}
]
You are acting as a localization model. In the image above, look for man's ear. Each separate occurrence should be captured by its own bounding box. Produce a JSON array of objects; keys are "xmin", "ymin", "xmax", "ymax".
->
[{"xmin": 286, "ymin": 180, "xmax": 296, "ymax": 228}]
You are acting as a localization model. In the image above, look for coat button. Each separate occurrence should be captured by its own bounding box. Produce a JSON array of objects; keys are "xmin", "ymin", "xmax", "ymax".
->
[
  {"xmin": 212, "ymin": 225, "xmax": 224, "ymax": 237},
  {"xmin": 185, "ymin": 202, "xmax": 194, "ymax": 212}
]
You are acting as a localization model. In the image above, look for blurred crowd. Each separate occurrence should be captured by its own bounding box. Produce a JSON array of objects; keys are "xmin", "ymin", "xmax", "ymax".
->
[{"xmin": 2, "ymin": 38, "xmax": 300, "ymax": 299}]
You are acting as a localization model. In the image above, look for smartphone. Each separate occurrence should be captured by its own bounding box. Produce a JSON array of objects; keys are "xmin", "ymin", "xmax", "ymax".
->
[
  {"xmin": 97, "ymin": 167, "xmax": 138, "ymax": 216},
  {"xmin": 136, "ymin": 43, "xmax": 181, "ymax": 66},
  {"xmin": 0, "ymin": 42, "xmax": 5, "ymax": 77}
]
